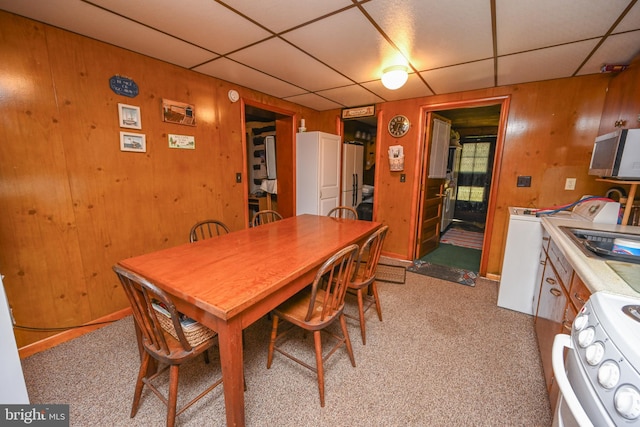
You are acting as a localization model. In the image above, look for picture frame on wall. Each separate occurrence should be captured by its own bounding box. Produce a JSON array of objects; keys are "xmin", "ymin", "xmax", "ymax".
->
[
  {"xmin": 118, "ymin": 103, "xmax": 142, "ymax": 129},
  {"xmin": 162, "ymin": 99, "xmax": 196, "ymax": 126},
  {"xmin": 120, "ymin": 131, "xmax": 146, "ymax": 152}
]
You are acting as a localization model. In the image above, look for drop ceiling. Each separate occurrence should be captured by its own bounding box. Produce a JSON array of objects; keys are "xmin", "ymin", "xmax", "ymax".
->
[{"xmin": 2, "ymin": 0, "xmax": 639, "ymax": 111}]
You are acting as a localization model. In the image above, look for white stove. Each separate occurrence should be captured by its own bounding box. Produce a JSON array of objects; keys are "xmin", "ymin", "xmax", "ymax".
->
[{"xmin": 553, "ymin": 291, "xmax": 640, "ymax": 426}]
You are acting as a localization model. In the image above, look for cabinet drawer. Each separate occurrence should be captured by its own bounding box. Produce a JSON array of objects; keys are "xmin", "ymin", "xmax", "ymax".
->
[
  {"xmin": 547, "ymin": 239, "xmax": 573, "ymax": 287},
  {"xmin": 569, "ymin": 274, "xmax": 590, "ymax": 311}
]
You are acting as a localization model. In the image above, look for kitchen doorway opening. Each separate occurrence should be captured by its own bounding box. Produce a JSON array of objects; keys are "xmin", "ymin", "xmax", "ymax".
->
[
  {"xmin": 243, "ymin": 102, "xmax": 296, "ymax": 226},
  {"xmin": 414, "ymin": 98, "xmax": 507, "ymax": 277}
]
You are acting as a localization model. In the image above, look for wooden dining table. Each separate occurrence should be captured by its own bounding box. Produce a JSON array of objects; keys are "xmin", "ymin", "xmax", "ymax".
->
[{"xmin": 117, "ymin": 214, "xmax": 381, "ymax": 426}]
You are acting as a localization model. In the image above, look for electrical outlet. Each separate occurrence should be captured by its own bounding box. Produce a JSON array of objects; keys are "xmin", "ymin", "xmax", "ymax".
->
[
  {"xmin": 517, "ymin": 176, "xmax": 531, "ymax": 187},
  {"xmin": 565, "ymin": 178, "xmax": 576, "ymax": 190}
]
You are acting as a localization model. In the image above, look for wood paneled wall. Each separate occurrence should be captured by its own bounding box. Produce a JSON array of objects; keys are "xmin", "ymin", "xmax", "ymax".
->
[
  {"xmin": 0, "ymin": 12, "xmax": 338, "ymax": 348},
  {"xmin": 373, "ymin": 74, "xmax": 614, "ymax": 275}
]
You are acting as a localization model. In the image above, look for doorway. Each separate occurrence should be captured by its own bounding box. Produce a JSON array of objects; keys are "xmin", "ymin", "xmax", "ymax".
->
[
  {"xmin": 243, "ymin": 102, "xmax": 296, "ymax": 225},
  {"xmin": 414, "ymin": 100, "xmax": 506, "ymax": 276}
]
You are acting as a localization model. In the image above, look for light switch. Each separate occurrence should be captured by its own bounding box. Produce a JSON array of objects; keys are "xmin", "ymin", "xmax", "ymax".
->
[
  {"xmin": 236, "ymin": 173, "xmax": 242, "ymax": 183},
  {"xmin": 565, "ymin": 178, "xmax": 576, "ymax": 190},
  {"xmin": 400, "ymin": 174, "xmax": 406, "ymax": 182}
]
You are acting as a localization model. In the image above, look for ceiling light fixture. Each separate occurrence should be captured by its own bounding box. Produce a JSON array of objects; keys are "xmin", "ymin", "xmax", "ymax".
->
[{"xmin": 381, "ymin": 65, "xmax": 409, "ymax": 90}]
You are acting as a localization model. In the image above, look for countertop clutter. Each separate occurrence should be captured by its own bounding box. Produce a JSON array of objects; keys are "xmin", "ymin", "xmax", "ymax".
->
[{"xmin": 541, "ymin": 216, "xmax": 640, "ymax": 298}]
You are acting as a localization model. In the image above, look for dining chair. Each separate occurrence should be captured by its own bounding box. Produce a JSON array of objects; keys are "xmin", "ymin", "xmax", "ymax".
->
[
  {"xmin": 266, "ymin": 243, "xmax": 359, "ymax": 407},
  {"xmin": 327, "ymin": 206, "xmax": 358, "ymax": 220},
  {"xmin": 113, "ymin": 265, "xmax": 222, "ymax": 427},
  {"xmin": 189, "ymin": 219, "xmax": 230, "ymax": 242},
  {"xmin": 345, "ymin": 225, "xmax": 389, "ymax": 345},
  {"xmin": 252, "ymin": 209, "xmax": 283, "ymax": 227}
]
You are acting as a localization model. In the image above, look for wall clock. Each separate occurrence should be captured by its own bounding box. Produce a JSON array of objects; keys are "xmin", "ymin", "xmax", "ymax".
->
[{"xmin": 388, "ymin": 115, "xmax": 410, "ymax": 137}]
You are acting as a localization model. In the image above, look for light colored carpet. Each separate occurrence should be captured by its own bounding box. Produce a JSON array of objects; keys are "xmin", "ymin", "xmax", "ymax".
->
[{"xmin": 21, "ymin": 272, "xmax": 552, "ymax": 426}]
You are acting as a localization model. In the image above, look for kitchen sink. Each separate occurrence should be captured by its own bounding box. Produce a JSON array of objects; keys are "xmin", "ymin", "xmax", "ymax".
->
[{"xmin": 559, "ymin": 227, "xmax": 640, "ymax": 265}]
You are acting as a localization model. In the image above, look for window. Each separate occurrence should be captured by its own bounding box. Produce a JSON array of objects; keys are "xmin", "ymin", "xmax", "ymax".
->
[{"xmin": 457, "ymin": 142, "xmax": 491, "ymax": 202}]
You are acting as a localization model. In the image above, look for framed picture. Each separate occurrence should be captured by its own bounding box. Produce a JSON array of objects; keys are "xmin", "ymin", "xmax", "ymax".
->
[
  {"xmin": 118, "ymin": 103, "xmax": 141, "ymax": 129},
  {"xmin": 162, "ymin": 99, "xmax": 196, "ymax": 126},
  {"xmin": 120, "ymin": 132, "xmax": 146, "ymax": 153}
]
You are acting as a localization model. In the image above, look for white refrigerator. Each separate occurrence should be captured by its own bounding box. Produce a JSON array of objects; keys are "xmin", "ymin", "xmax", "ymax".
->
[{"xmin": 341, "ymin": 143, "xmax": 363, "ymax": 209}]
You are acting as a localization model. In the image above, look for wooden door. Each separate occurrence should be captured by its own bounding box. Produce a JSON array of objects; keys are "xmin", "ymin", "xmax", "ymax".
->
[{"xmin": 415, "ymin": 113, "xmax": 450, "ymax": 259}]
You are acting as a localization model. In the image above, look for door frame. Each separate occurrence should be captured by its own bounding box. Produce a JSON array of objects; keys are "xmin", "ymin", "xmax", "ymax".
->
[
  {"xmin": 412, "ymin": 95, "xmax": 510, "ymax": 276},
  {"xmin": 241, "ymin": 99, "xmax": 297, "ymax": 224}
]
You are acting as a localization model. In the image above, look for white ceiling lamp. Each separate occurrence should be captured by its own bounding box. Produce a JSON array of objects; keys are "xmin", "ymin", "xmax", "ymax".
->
[{"xmin": 381, "ymin": 65, "xmax": 409, "ymax": 90}]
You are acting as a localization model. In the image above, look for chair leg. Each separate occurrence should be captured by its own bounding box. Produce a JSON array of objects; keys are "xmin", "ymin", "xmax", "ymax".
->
[
  {"xmin": 131, "ymin": 352, "xmax": 150, "ymax": 418},
  {"xmin": 339, "ymin": 314, "xmax": 356, "ymax": 368},
  {"xmin": 166, "ymin": 365, "xmax": 180, "ymax": 427},
  {"xmin": 313, "ymin": 330, "xmax": 325, "ymax": 407},
  {"xmin": 371, "ymin": 282, "xmax": 383, "ymax": 321},
  {"xmin": 267, "ymin": 315, "xmax": 279, "ymax": 369},
  {"xmin": 356, "ymin": 288, "xmax": 367, "ymax": 345}
]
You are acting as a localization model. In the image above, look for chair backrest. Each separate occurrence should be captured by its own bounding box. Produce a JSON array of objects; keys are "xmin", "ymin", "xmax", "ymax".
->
[
  {"xmin": 252, "ymin": 210, "xmax": 283, "ymax": 227},
  {"xmin": 113, "ymin": 265, "xmax": 200, "ymax": 356},
  {"xmin": 189, "ymin": 219, "xmax": 230, "ymax": 242},
  {"xmin": 305, "ymin": 244, "xmax": 359, "ymax": 322},
  {"xmin": 327, "ymin": 206, "xmax": 358, "ymax": 220},
  {"xmin": 353, "ymin": 225, "xmax": 389, "ymax": 285}
]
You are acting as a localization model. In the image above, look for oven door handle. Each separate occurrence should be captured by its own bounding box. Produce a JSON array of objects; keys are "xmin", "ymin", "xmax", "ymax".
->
[{"xmin": 552, "ymin": 334, "xmax": 594, "ymax": 427}]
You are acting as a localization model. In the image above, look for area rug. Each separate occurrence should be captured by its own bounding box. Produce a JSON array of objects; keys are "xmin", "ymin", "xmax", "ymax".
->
[
  {"xmin": 375, "ymin": 263, "xmax": 406, "ymax": 284},
  {"xmin": 440, "ymin": 228, "xmax": 484, "ymax": 250},
  {"xmin": 406, "ymin": 260, "xmax": 477, "ymax": 287}
]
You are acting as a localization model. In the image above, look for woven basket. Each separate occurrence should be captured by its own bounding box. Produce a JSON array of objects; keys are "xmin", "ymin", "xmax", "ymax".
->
[{"xmin": 153, "ymin": 305, "xmax": 215, "ymax": 347}]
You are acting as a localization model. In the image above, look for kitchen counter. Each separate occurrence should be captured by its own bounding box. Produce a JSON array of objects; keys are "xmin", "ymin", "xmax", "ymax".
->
[{"xmin": 541, "ymin": 216, "xmax": 640, "ymax": 298}]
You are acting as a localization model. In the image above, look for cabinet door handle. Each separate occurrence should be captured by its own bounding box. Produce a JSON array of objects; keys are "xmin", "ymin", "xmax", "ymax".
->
[
  {"xmin": 546, "ymin": 277, "xmax": 557, "ymax": 285},
  {"xmin": 562, "ymin": 320, "xmax": 572, "ymax": 332},
  {"xmin": 574, "ymin": 293, "xmax": 586, "ymax": 304},
  {"xmin": 549, "ymin": 288, "xmax": 562, "ymax": 297}
]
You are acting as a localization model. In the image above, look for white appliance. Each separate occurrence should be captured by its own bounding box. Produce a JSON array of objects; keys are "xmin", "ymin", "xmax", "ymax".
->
[
  {"xmin": 498, "ymin": 207, "xmax": 545, "ymax": 315},
  {"xmin": 296, "ymin": 132, "xmax": 341, "ymax": 216},
  {"xmin": 552, "ymin": 291, "xmax": 640, "ymax": 426},
  {"xmin": 441, "ymin": 146, "xmax": 461, "ymax": 231},
  {"xmin": 341, "ymin": 143, "xmax": 363, "ymax": 209},
  {"xmin": 498, "ymin": 200, "xmax": 621, "ymax": 315},
  {"xmin": 0, "ymin": 275, "xmax": 29, "ymax": 403}
]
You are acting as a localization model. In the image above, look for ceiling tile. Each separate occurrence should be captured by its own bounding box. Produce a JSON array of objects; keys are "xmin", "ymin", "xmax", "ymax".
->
[
  {"xmin": 614, "ymin": 3, "xmax": 640, "ymax": 32},
  {"xmin": 422, "ymin": 60, "xmax": 495, "ymax": 94},
  {"xmin": 315, "ymin": 84, "xmax": 385, "ymax": 108},
  {"xmin": 361, "ymin": 74, "xmax": 434, "ymax": 101},
  {"xmin": 0, "ymin": 0, "xmax": 217, "ymax": 68},
  {"xmin": 283, "ymin": 7, "xmax": 401, "ymax": 83},
  {"xmin": 363, "ymin": 0, "xmax": 494, "ymax": 71},
  {"xmin": 221, "ymin": 0, "xmax": 353, "ymax": 33},
  {"xmin": 577, "ymin": 30, "xmax": 640, "ymax": 75},
  {"xmin": 89, "ymin": 0, "xmax": 271, "ymax": 54},
  {"xmin": 228, "ymin": 37, "xmax": 352, "ymax": 91},
  {"xmin": 497, "ymin": 40, "xmax": 599, "ymax": 86},
  {"xmin": 496, "ymin": 0, "xmax": 631, "ymax": 55},
  {"xmin": 193, "ymin": 58, "xmax": 306, "ymax": 98},
  {"xmin": 282, "ymin": 93, "xmax": 344, "ymax": 111}
]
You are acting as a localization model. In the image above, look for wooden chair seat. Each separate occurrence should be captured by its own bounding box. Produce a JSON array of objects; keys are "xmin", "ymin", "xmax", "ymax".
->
[
  {"xmin": 266, "ymin": 244, "xmax": 359, "ymax": 407},
  {"xmin": 345, "ymin": 225, "xmax": 389, "ymax": 345},
  {"xmin": 113, "ymin": 265, "xmax": 223, "ymax": 427}
]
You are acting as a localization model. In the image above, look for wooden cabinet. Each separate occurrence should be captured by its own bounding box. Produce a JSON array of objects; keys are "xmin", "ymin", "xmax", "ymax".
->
[
  {"xmin": 296, "ymin": 132, "xmax": 341, "ymax": 215},
  {"xmin": 598, "ymin": 56, "xmax": 640, "ymax": 135},
  {"xmin": 534, "ymin": 232, "xmax": 591, "ymax": 413}
]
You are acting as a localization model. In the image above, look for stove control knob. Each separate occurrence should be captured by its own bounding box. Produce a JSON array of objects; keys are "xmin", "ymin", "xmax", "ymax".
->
[
  {"xmin": 585, "ymin": 341, "xmax": 605, "ymax": 366},
  {"xmin": 578, "ymin": 326, "xmax": 595, "ymax": 348},
  {"xmin": 614, "ymin": 385, "xmax": 640, "ymax": 420},
  {"xmin": 597, "ymin": 360, "xmax": 620, "ymax": 389},
  {"xmin": 573, "ymin": 314, "xmax": 588, "ymax": 331}
]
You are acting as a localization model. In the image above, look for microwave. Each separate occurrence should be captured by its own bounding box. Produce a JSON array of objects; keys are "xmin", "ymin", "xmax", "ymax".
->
[{"xmin": 588, "ymin": 129, "xmax": 640, "ymax": 179}]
